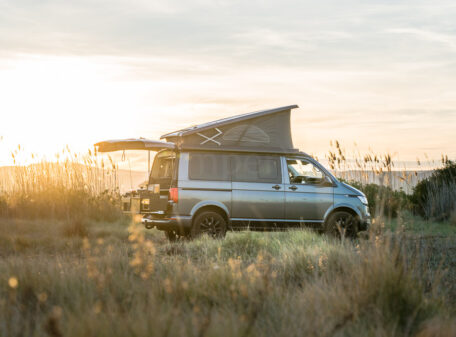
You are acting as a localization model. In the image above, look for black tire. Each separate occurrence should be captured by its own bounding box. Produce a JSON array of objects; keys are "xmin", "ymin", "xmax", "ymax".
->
[
  {"xmin": 165, "ymin": 230, "xmax": 187, "ymax": 242},
  {"xmin": 324, "ymin": 211, "xmax": 359, "ymax": 238},
  {"xmin": 190, "ymin": 211, "xmax": 227, "ymax": 239}
]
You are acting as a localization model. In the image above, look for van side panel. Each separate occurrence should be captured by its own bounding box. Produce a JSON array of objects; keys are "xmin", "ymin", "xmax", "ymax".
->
[
  {"xmin": 231, "ymin": 182, "xmax": 284, "ymax": 219},
  {"xmin": 176, "ymin": 152, "xmax": 232, "ymax": 217},
  {"xmin": 231, "ymin": 154, "xmax": 284, "ymax": 219}
]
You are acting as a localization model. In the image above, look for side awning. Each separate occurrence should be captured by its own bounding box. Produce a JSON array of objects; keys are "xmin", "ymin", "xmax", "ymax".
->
[{"xmin": 94, "ymin": 138, "xmax": 175, "ymax": 153}]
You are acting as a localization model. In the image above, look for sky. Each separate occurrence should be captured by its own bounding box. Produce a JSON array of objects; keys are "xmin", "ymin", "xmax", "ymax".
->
[{"xmin": 1, "ymin": 0, "xmax": 455, "ymax": 170}]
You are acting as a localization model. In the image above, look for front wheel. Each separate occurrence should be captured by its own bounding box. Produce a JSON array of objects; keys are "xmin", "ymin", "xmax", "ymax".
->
[
  {"xmin": 324, "ymin": 211, "xmax": 359, "ymax": 238},
  {"xmin": 190, "ymin": 211, "xmax": 227, "ymax": 239}
]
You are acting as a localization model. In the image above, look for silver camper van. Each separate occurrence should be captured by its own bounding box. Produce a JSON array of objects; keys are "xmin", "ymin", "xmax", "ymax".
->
[{"xmin": 96, "ymin": 105, "xmax": 370, "ymax": 241}]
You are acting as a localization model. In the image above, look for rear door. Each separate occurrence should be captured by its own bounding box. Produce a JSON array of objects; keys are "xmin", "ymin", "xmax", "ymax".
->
[
  {"xmin": 94, "ymin": 138, "xmax": 176, "ymax": 214},
  {"xmin": 95, "ymin": 138, "xmax": 175, "ymax": 152},
  {"xmin": 284, "ymin": 158, "xmax": 333, "ymax": 221},
  {"xmin": 231, "ymin": 154, "xmax": 284, "ymax": 220}
]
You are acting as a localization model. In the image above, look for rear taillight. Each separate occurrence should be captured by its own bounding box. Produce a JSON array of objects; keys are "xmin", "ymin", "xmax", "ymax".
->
[{"xmin": 169, "ymin": 187, "xmax": 178, "ymax": 203}]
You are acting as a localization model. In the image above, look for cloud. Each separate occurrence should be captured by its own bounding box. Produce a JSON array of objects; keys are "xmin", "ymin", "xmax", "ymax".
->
[
  {"xmin": 387, "ymin": 28, "xmax": 456, "ymax": 52},
  {"xmin": 1, "ymin": 0, "xmax": 453, "ymax": 62},
  {"xmin": 1, "ymin": 0, "xmax": 456, "ymax": 162}
]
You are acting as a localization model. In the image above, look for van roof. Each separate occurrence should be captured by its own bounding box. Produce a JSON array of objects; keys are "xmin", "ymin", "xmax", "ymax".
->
[{"xmin": 182, "ymin": 149, "xmax": 312, "ymax": 157}]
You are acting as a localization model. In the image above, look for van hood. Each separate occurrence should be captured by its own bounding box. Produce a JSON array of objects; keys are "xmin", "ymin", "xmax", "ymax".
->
[{"xmin": 340, "ymin": 182, "xmax": 365, "ymax": 196}]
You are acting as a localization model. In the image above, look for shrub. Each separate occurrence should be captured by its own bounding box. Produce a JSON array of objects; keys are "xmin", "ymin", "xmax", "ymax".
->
[
  {"xmin": 346, "ymin": 181, "xmax": 412, "ymax": 218},
  {"xmin": 411, "ymin": 161, "xmax": 456, "ymax": 221},
  {"xmin": 449, "ymin": 208, "xmax": 456, "ymax": 226}
]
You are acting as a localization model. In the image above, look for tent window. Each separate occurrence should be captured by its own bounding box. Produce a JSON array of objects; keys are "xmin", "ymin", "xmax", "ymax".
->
[
  {"xmin": 231, "ymin": 155, "xmax": 281, "ymax": 183},
  {"xmin": 222, "ymin": 125, "xmax": 270, "ymax": 143},
  {"xmin": 189, "ymin": 153, "xmax": 231, "ymax": 181}
]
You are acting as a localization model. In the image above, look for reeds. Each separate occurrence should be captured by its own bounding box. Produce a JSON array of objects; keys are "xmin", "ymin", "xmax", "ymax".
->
[
  {"xmin": 326, "ymin": 140, "xmax": 426, "ymax": 192},
  {"xmin": 325, "ymin": 140, "xmax": 455, "ymax": 221},
  {"xmin": 0, "ymin": 146, "xmax": 122, "ymax": 221}
]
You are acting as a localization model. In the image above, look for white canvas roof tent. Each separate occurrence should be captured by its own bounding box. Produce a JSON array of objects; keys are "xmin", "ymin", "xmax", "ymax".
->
[{"xmin": 95, "ymin": 104, "xmax": 300, "ymax": 155}]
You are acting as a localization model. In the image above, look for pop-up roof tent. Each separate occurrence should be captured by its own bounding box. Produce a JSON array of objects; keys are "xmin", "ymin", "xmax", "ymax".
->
[
  {"xmin": 95, "ymin": 105, "xmax": 299, "ymax": 154},
  {"xmin": 161, "ymin": 105, "xmax": 299, "ymax": 153}
]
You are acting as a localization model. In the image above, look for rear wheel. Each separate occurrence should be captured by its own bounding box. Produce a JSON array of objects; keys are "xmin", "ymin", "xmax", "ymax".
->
[
  {"xmin": 165, "ymin": 229, "xmax": 187, "ymax": 242},
  {"xmin": 324, "ymin": 211, "xmax": 359, "ymax": 238},
  {"xmin": 191, "ymin": 211, "xmax": 227, "ymax": 239}
]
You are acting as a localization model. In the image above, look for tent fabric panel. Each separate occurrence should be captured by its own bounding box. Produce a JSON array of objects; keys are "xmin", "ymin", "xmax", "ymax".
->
[
  {"xmin": 160, "ymin": 104, "xmax": 298, "ymax": 139},
  {"xmin": 166, "ymin": 109, "xmax": 295, "ymax": 153}
]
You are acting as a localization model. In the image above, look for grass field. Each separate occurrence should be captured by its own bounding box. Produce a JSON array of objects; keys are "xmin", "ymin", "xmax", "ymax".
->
[
  {"xmin": 1, "ymin": 217, "xmax": 455, "ymax": 337},
  {"xmin": 1, "ymin": 146, "xmax": 455, "ymax": 336}
]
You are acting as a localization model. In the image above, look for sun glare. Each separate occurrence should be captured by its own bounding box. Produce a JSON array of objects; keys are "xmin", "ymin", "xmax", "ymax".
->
[{"xmin": 0, "ymin": 55, "xmax": 165, "ymax": 167}]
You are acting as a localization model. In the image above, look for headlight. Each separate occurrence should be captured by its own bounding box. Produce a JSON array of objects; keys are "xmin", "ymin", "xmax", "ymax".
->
[{"xmin": 357, "ymin": 195, "xmax": 368, "ymax": 205}]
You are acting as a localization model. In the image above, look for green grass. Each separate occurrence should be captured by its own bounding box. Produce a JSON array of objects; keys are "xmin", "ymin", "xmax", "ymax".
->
[
  {"xmin": 383, "ymin": 212, "xmax": 456, "ymax": 236},
  {"xmin": 0, "ymin": 218, "xmax": 455, "ymax": 337}
]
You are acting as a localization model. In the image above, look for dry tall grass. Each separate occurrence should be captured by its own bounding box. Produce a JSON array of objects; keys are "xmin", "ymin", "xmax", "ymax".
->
[
  {"xmin": 324, "ymin": 141, "xmax": 456, "ymax": 221},
  {"xmin": 0, "ymin": 143, "xmax": 455, "ymax": 336},
  {"xmin": 1, "ymin": 141, "xmax": 451, "ymax": 223},
  {"xmin": 0, "ymin": 147, "xmax": 121, "ymax": 221},
  {"xmin": 0, "ymin": 219, "xmax": 454, "ymax": 337},
  {"xmin": 324, "ymin": 140, "xmax": 438, "ymax": 191}
]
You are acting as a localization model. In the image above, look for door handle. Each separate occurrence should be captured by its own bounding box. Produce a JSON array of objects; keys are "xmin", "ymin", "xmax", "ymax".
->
[
  {"xmin": 289, "ymin": 185, "xmax": 297, "ymax": 191},
  {"xmin": 272, "ymin": 184, "xmax": 281, "ymax": 190}
]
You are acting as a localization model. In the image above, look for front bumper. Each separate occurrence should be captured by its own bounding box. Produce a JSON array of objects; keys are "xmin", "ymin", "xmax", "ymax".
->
[
  {"xmin": 142, "ymin": 215, "xmax": 192, "ymax": 231},
  {"xmin": 359, "ymin": 215, "xmax": 371, "ymax": 231}
]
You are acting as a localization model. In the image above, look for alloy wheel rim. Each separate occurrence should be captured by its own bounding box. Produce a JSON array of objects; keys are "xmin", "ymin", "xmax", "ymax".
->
[
  {"xmin": 334, "ymin": 215, "xmax": 354, "ymax": 236},
  {"xmin": 199, "ymin": 216, "xmax": 222, "ymax": 237}
]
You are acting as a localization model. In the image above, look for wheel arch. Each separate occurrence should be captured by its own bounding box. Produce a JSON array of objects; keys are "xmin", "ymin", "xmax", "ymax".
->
[
  {"xmin": 324, "ymin": 205, "xmax": 361, "ymax": 224},
  {"xmin": 190, "ymin": 202, "xmax": 230, "ymax": 224}
]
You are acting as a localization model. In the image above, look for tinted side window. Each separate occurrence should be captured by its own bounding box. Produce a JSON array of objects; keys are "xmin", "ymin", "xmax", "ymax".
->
[
  {"xmin": 286, "ymin": 158, "xmax": 324, "ymax": 184},
  {"xmin": 189, "ymin": 153, "xmax": 231, "ymax": 181},
  {"xmin": 150, "ymin": 151, "xmax": 176, "ymax": 180},
  {"xmin": 231, "ymin": 155, "xmax": 281, "ymax": 183},
  {"xmin": 151, "ymin": 157, "xmax": 174, "ymax": 179}
]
